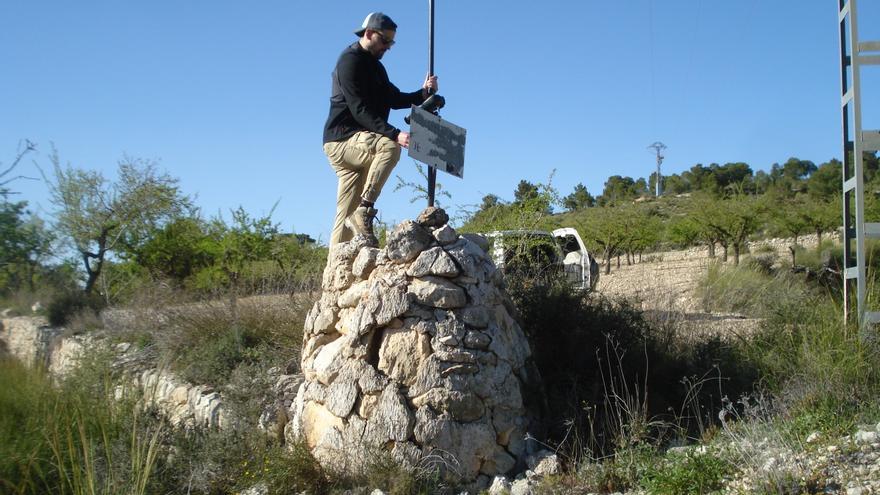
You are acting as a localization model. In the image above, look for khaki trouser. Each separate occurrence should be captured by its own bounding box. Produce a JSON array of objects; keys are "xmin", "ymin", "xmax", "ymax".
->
[{"xmin": 323, "ymin": 131, "xmax": 401, "ymax": 246}]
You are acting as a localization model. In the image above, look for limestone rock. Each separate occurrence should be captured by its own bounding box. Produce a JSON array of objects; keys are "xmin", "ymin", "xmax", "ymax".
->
[
  {"xmin": 353, "ymin": 247, "xmax": 380, "ymax": 279},
  {"xmin": 412, "ymin": 388, "xmax": 485, "ymax": 422},
  {"xmin": 300, "ymin": 401, "xmax": 344, "ymax": 449},
  {"xmin": 386, "ymin": 220, "xmax": 433, "ymax": 263},
  {"xmin": 433, "ymin": 224, "xmax": 458, "ymax": 245},
  {"xmin": 459, "ymin": 306, "xmax": 491, "ymax": 328},
  {"xmin": 407, "ymin": 247, "xmax": 460, "ymax": 278},
  {"xmin": 357, "ymin": 363, "xmax": 388, "ymax": 394},
  {"xmin": 378, "ymin": 327, "xmax": 432, "ymax": 386},
  {"xmin": 510, "ymin": 478, "xmax": 535, "ymax": 495},
  {"xmin": 365, "ymin": 385, "xmax": 414, "ymax": 443},
  {"xmin": 338, "ymin": 281, "xmax": 369, "ymax": 308},
  {"xmin": 366, "ymin": 280, "xmax": 409, "ymax": 327},
  {"xmin": 417, "ymin": 206, "xmax": 449, "ymax": 228},
  {"xmin": 409, "ymin": 277, "xmax": 467, "ymax": 309},
  {"xmin": 464, "ymin": 330, "xmax": 491, "ymax": 350},
  {"xmin": 419, "ymin": 417, "xmax": 498, "ymax": 480},
  {"xmin": 488, "ymin": 475, "xmax": 511, "ymax": 495},
  {"xmin": 527, "ymin": 450, "xmax": 561, "ymax": 476},
  {"xmin": 482, "ymin": 446, "xmax": 517, "ymax": 475},
  {"xmin": 462, "ymin": 233, "xmax": 490, "ymax": 252},
  {"xmin": 312, "ymin": 337, "xmax": 346, "ymax": 385},
  {"xmin": 325, "ymin": 379, "xmax": 358, "ymax": 417}
]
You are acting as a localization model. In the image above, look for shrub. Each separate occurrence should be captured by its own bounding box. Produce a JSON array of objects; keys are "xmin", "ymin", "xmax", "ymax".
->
[
  {"xmin": 745, "ymin": 297, "xmax": 880, "ymax": 416},
  {"xmin": 696, "ymin": 261, "xmax": 814, "ymax": 317},
  {"xmin": 508, "ymin": 276, "xmax": 757, "ymax": 459},
  {"xmin": 46, "ymin": 290, "xmax": 106, "ymax": 327},
  {"xmin": 154, "ymin": 295, "xmax": 312, "ymax": 388}
]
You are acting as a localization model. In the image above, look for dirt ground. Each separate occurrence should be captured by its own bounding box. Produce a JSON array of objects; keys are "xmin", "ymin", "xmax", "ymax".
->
[{"xmin": 595, "ymin": 245, "xmax": 764, "ymax": 340}]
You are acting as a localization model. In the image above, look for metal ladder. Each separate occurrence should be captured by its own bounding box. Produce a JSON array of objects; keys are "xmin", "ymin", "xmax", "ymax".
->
[{"xmin": 839, "ymin": 0, "xmax": 880, "ymax": 324}]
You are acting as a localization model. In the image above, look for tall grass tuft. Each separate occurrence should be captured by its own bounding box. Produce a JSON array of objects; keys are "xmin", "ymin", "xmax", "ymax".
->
[
  {"xmin": 0, "ymin": 355, "xmax": 163, "ymax": 495},
  {"xmin": 696, "ymin": 260, "xmax": 816, "ymax": 317}
]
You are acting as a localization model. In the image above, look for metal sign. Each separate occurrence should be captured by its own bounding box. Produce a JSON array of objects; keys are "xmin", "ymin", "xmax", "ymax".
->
[{"xmin": 408, "ymin": 105, "xmax": 466, "ymax": 179}]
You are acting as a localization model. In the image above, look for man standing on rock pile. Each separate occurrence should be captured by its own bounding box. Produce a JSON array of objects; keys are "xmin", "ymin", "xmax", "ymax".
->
[{"xmin": 322, "ymin": 12, "xmax": 438, "ymax": 247}]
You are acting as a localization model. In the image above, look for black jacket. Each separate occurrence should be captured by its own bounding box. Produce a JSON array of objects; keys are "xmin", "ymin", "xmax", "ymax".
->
[{"xmin": 323, "ymin": 43, "xmax": 425, "ymax": 144}]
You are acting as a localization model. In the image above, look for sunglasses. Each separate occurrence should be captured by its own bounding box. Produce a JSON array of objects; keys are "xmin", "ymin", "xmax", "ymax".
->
[{"xmin": 372, "ymin": 30, "xmax": 396, "ymax": 46}]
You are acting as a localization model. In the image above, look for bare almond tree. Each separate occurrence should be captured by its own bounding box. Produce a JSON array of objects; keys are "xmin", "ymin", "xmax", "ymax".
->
[
  {"xmin": 0, "ymin": 139, "xmax": 38, "ymax": 197},
  {"xmin": 47, "ymin": 150, "xmax": 191, "ymax": 294}
]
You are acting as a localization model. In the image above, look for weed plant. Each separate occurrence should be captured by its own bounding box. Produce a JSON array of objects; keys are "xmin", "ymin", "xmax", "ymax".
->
[
  {"xmin": 519, "ymin": 248, "xmax": 880, "ymax": 492},
  {"xmin": 110, "ymin": 290, "xmax": 315, "ymax": 389},
  {"xmin": 640, "ymin": 448, "xmax": 732, "ymax": 494},
  {"xmin": 697, "ymin": 260, "xmax": 816, "ymax": 317},
  {"xmin": 0, "ymin": 353, "xmax": 331, "ymax": 495},
  {"xmin": 329, "ymin": 449, "xmax": 453, "ymax": 495},
  {"xmin": 507, "ymin": 275, "xmax": 758, "ymax": 463},
  {"xmin": 160, "ymin": 295, "xmax": 311, "ymax": 387},
  {"xmin": 0, "ymin": 352, "xmax": 162, "ymax": 495}
]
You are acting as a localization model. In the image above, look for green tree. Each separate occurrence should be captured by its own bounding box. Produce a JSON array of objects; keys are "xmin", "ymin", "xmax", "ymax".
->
[
  {"xmin": 599, "ymin": 175, "xmax": 639, "ymax": 205},
  {"xmin": 753, "ymin": 170, "xmax": 772, "ymax": 194},
  {"xmin": 767, "ymin": 157, "xmax": 816, "ymax": 196},
  {"xmin": 712, "ymin": 162, "xmax": 754, "ymax": 195},
  {"xmin": 684, "ymin": 194, "xmax": 738, "ymax": 260},
  {"xmin": 807, "ymin": 159, "xmax": 842, "ymax": 201},
  {"xmin": 562, "ymin": 183, "xmax": 595, "ymax": 211},
  {"xmin": 513, "ymin": 179, "xmax": 553, "ymax": 214},
  {"xmin": 47, "ymin": 152, "xmax": 190, "ymax": 294},
  {"xmin": 479, "ymin": 194, "xmax": 500, "ymax": 211},
  {"xmin": 682, "ymin": 164, "xmax": 718, "ymax": 195},
  {"xmin": 577, "ymin": 205, "xmax": 643, "ymax": 274},
  {"xmin": 865, "ymin": 151, "xmax": 880, "ymax": 182},
  {"xmin": 668, "ymin": 214, "xmax": 713, "ymax": 253},
  {"xmin": 800, "ymin": 198, "xmax": 840, "ymax": 254},
  {"xmin": 135, "ymin": 217, "xmax": 214, "ymax": 283},
  {"xmin": 664, "ymin": 173, "xmax": 690, "ymax": 195},
  {"xmin": 768, "ymin": 195, "xmax": 811, "ymax": 264},
  {"xmin": 622, "ymin": 207, "xmax": 663, "ymax": 263},
  {"xmin": 634, "ymin": 177, "xmax": 650, "ymax": 196},
  {"xmin": 513, "ymin": 180, "xmax": 539, "ymax": 204},
  {"xmin": 462, "ymin": 179, "xmax": 558, "ymax": 233},
  {"xmin": 781, "ymin": 157, "xmax": 817, "ymax": 182},
  {"xmin": 0, "ymin": 199, "xmax": 53, "ymax": 292},
  {"xmin": 705, "ymin": 194, "xmax": 765, "ymax": 265},
  {"xmin": 203, "ymin": 207, "xmax": 280, "ymax": 294}
]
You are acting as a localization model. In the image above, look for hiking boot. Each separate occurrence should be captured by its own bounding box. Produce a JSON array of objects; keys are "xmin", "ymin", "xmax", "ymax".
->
[{"xmin": 345, "ymin": 206, "xmax": 379, "ymax": 246}]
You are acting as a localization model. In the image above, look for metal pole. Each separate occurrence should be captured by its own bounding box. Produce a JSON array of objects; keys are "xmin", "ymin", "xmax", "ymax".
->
[
  {"xmin": 429, "ymin": 0, "xmax": 435, "ymax": 76},
  {"xmin": 426, "ymin": 0, "xmax": 437, "ymax": 207},
  {"xmin": 841, "ymin": 0, "xmax": 854, "ymax": 322},
  {"xmin": 656, "ymin": 156, "xmax": 661, "ymax": 197},
  {"xmin": 647, "ymin": 142, "xmax": 666, "ymax": 197}
]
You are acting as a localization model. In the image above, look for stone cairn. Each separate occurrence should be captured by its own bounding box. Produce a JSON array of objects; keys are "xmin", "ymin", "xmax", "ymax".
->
[{"xmin": 287, "ymin": 208, "xmax": 533, "ymax": 486}]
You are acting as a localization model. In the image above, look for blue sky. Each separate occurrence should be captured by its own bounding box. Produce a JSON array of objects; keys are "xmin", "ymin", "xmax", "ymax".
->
[{"xmin": 2, "ymin": 1, "xmax": 879, "ymax": 244}]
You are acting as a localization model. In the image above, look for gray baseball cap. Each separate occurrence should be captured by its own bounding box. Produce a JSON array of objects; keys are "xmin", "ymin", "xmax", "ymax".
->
[{"xmin": 354, "ymin": 12, "xmax": 397, "ymax": 37}]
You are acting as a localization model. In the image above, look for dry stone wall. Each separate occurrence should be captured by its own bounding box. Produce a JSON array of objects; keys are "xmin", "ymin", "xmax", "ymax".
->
[
  {"xmin": 0, "ymin": 315, "xmax": 233, "ymax": 430},
  {"xmin": 0, "ymin": 315, "xmax": 62, "ymax": 367},
  {"xmin": 289, "ymin": 208, "xmax": 533, "ymax": 485}
]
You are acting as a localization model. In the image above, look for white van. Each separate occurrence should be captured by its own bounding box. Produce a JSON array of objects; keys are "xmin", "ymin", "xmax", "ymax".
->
[{"xmin": 481, "ymin": 228, "xmax": 599, "ymax": 291}]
